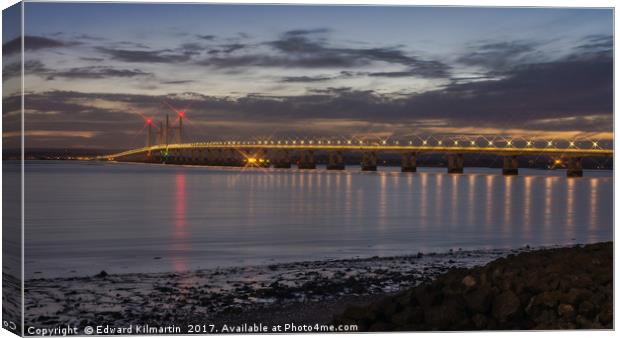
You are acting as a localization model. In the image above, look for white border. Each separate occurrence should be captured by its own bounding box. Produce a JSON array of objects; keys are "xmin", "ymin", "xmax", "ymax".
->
[{"xmin": 0, "ymin": 1, "xmax": 616, "ymax": 338}]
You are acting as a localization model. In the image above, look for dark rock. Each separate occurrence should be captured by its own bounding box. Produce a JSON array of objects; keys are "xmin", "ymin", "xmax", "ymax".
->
[
  {"xmin": 340, "ymin": 305, "xmax": 367, "ymax": 321},
  {"xmin": 94, "ymin": 270, "xmax": 108, "ymax": 278},
  {"xmin": 577, "ymin": 300, "xmax": 596, "ymax": 318},
  {"xmin": 471, "ymin": 313, "xmax": 488, "ymax": 329},
  {"xmin": 424, "ymin": 299, "xmax": 466, "ymax": 329},
  {"xmin": 492, "ymin": 291, "xmax": 521, "ymax": 322},
  {"xmin": 334, "ymin": 242, "xmax": 612, "ymax": 331},
  {"xmin": 391, "ymin": 307, "xmax": 423, "ymax": 326},
  {"xmin": 464, "ymin": 286, "xmax": 492, "ymax": 313},
  {"xmin": 557, "ymin": 303, "xmax": 575, "ymax": 320},
  {"xmin": 462, "ymin": 275, "xmax": 476, "ymax": 288},
  {"xmin": 597, "ymin": 302, "xmax": 612, "ymax": 325}
]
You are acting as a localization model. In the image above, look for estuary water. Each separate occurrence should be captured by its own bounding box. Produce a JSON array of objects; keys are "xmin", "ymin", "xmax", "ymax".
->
[{"xmin": 22, "ymin": 161, "xmax": 613, "ymax": 278}]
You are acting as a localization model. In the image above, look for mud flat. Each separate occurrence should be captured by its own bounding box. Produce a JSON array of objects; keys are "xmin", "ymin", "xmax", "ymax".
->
[
  {"xmin": 24, "ymin": 246, "xmax": 530, "ymax": 330},
  {"xmin": 334, "ymin": 242, "xmax": 612, "ymax": 330}
]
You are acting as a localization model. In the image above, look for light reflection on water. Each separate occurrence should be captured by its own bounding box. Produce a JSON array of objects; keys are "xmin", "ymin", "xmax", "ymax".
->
[{"xmin": 23, "ymin": 161, "xmax": 613, "ymax": 278}]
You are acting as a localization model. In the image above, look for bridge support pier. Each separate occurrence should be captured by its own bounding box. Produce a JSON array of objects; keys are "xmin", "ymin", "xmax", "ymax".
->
[
  {"xmin": 327, "ymin": 151, "xmax": 345, "ymax": 170},
  {"xmin": 401, "ymin": 152, "xmax": 417, "ymax": 172},
  {"xmin": 213, "ymin": 149, "xmax": 225, "ymax": 166},
  {"xmin": 179, "ymin": 149, "xmax": 187, "ymax": 164},
  {"xmin": 361, "ymin": 152, "xmax": 377, "ymax": 171},
  {"xmin": 447, "ymin": 153, "xmax": 464, "ymax": 174},
  {"xmin": 254, "ymin": 149, "xmax": 269, "ymax": 167},
  {"xmin": 198, "ymin": 149, "xmax": 207, "ymax": 165},
  {"xmin": 231, "ymin": 149, "xmax": 246, "ymax": 166},
  {"xmin": 502, "ymin": 155, "xmax": 519, "ymax": 175},
  {"xmin": 169, "ymin": 149, "xmax": 179, "ymax": 164},
  {"xmin": 271, "ymin": 150, "xmax": 291, "ymax": 168},
  {"xmin": 567, "ymin": 157, "xmax": 583, "ymax": 177},
  {"xmin": 190, "ymin": 148, "xmax": 199, "ymax": 164},
  {"xmin": 298, "ymin": 150, "xmax": 316, "ymax": 169}
]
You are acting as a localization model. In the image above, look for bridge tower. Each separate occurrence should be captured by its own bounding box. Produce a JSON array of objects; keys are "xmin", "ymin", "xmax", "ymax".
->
[
  {"xmin": 165, "ymin": 115, "xmax": 170, "ymax": 145},
  {"xmin": 146, "ymin": 119, "xmax": 153, "ymax": 147},
  {"xmin": 156, "ymin": 121, "xmax": 163, "ymax": 145},
  {"xmin": 178, "ymin": 114, "xmax": 183, "ymax": 143}
]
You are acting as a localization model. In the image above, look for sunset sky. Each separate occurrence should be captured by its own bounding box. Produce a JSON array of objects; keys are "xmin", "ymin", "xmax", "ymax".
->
[{"xmin": 2, "ymin": 3, "xmax": 613, "ymax": 149}]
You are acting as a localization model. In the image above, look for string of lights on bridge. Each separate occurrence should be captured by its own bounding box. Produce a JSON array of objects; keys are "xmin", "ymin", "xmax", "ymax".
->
[{"xmin": 179, "ymin": 137, "xmax": 606, "ymax": 150}]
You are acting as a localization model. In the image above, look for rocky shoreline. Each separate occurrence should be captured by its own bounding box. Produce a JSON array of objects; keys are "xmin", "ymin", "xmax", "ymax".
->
[
  {"xmin": 23, "ymin": 243, "xmax": 611, "ymax": 332},
  {"xmin": 25, "ymin": 246, "xmax": 523, "ymax": 330},
  {"xmin": 334, "ymin": 242, "xmax": 613, "ymax": 330}
]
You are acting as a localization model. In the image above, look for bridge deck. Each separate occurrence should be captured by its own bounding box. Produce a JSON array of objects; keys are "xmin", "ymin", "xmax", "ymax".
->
[{"xmin": 98, "ymin": 142, "xmax": 613, "ymax": 160}]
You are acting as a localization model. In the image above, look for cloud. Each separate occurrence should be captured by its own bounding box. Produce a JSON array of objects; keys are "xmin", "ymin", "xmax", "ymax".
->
[
  {"xmin": 5, "ymin": 59, "xmax": 153, "ymax": 80},
  {"xmin": 162, "ymin": 80, "xmax": 195, "ymax": 84},
  {"xmin": 280, "ymin": 75, "xmax": 335, "ymax": 83},
  {"xmin": 457, "ymin": 40, "xmax": 538, "ymax": 70},
  {"xmin": 3, "ymin": 35, "xmax": 70, "ymax": 55},
  {"xmin": 96, "ymin": 47, "xmax": 194, "ymax": 63},
  {"xmin": 196, "ymin": 29, "xmax": 451, "ymax": 77},
  {"xmin": 14, "ymin": 40, "xmax": 612, "ymax": 149},
  {"xmin": 44, "ymin": 66, "xmax": 152, "ymax": 80},
  {"xmin": 282, "ymin": 28, "xmax": 331, "ymax": 36},
  {"xmin": 3, "ymin": 60, "xmax": 49, "ymax": 80},
  {"xmin": 197, "ymin": 34, "xmax": 216, "ymax": 40},
  {"xmin": 569, "ymin": 34, "xmax": 613, "ymax": 60},
  {"xmin": 80, "ymin": 57, "xmax": 105, "ymax": 62}
]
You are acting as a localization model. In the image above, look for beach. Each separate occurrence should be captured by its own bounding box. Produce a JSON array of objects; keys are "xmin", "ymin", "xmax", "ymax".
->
[{"xmin": 25, "ymin": 245, "xmax": 561, "ymax": 332}]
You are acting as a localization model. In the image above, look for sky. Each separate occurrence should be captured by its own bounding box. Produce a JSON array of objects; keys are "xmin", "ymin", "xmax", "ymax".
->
[{"xmin": 2, "ymin": 3, "xmax": 613, "ymax": 150}]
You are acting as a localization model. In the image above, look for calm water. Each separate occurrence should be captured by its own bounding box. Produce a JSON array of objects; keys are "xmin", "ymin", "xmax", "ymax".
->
[{"xmin": 22, "ymin": 161, "xmax": 613, "ymax": 278}]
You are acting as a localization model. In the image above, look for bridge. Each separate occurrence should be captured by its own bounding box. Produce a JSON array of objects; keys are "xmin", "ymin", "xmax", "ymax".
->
[{"xmin": 96, "ymin": 113, "xmax": 613, "ymax": 177}]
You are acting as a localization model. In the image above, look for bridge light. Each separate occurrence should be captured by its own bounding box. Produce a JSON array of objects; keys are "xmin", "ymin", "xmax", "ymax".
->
[
  {"xmin": 359, "ymin": 140, "xmax": 363, "ymax": 145},
  {"xmin": 569, "ymin": 141, "xmax": 575, "ymax": 147},
  {"xmin": 593, "ymin": 141, "xmax": 598, "ymax": 148},
  {"xmin": 506, "ymin": 141, "xmax": 512, "ymax": 146},
  {"xmin": 526, "ymin": 141, "xmax": 532, "ymax": 147},
  {"xmin": 470, "ymin": 141, "xmax": 476, "ymax": 146},
  {"xmin": 382, "ymin": 140, "xmax": 387, "ymax": 145},
  {"xmin": 327, "ymin": 140, "xmax": 331, "ymax": 144},
  {"xmin": 347, "ymin": 140, "xmax": 352, "ymax": 144},
  {"xmin": 292, "ymin": 140, "xmax": 296, "ymax": 144},
  {"xmin": 438, "ymin": 140, "xmax": 443, "ymax": 145},
  {"xmin": 146, "ymin": 118, "xmax": 153, "ymax": 125},
  {"xmin": 453, "ymin": 140, "xmax": 458, "ymax": 146},
  {"xmin": 395, "ymin": 141, "xmax": 399, "ymax": 145},
  {"xmin": 422, "ymin": 140, "xmax": 427, "ymax": 145},
  {"xmin": 301, "ymin": 140, "xmax": 305, "ymax": 144},
  {"xmin": 309, "ymin": 140, "xmax": 313, "ymax": 144},
  {"xmin": 547, "ymin": 141, "xmax": 553, "ymax": 147}
]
